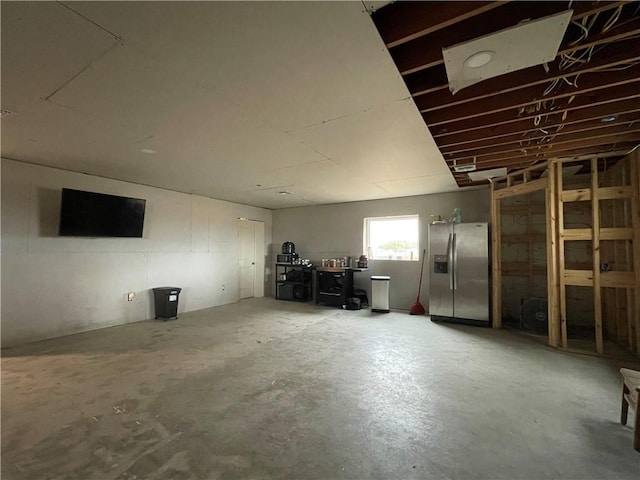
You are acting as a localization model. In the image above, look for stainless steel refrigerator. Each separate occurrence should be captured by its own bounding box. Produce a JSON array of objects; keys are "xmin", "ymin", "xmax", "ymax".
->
[{"xmin": 428, "ymin": 222, "xmax": 490, "ymax": 326}]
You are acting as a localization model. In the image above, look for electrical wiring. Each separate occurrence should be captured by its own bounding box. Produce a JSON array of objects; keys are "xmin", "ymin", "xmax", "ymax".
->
[
  {"xmin": 562, "ymin": 74, "xmax": 580, "ymax": 88},
  {"xmin": 534, "ymin": 16, "xmax": 627, "ymax": 135},
  {"xmin": 544, "ymin": 78, "xmax": 560, "ymax": 96},
  {"xmin": 569, "ymin": 19, "xmax": 590, "ymax": 45},
  {"xmin": 623, "ymin": 142, "xmax": 640, "ymax": 156},
  {"xmin": 594, "ymin": 60, "xmax": 640, "ymax": 71},
  {"xmin": 560, "ymin": 45, "xmax": 595, "ymax": 70},
  {"xmin": 602, "ymin": 5, "xmax": 623, "ymax": 33}
]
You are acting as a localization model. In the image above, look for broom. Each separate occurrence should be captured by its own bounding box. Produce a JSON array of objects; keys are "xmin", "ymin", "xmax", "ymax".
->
[{"xmin": 410, "ymin": 249, "xmax": 427, "ymax": 315}]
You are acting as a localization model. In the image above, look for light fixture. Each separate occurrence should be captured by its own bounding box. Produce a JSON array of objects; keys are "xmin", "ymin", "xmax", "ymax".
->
[
  {"xmin": 601, "ymin": 114, "xmax": 618, "ymax": 123},
  {"xmin": 452, "ymin": 157, "xmax": 477, "ymax": 173},
  {"xmin": 278, "ymin": 191, "xmax": 292, "ymax": 196},
  {"xmin": 443, "ymin": 10, "xmax": 573, "ymax": 94},
  {"xmin": 464, "ymin": 51, "xmax": 494, "ymax": 69},
  {"xmin": 140, "ymin": 148, "xmax": 156, "ymax": 154}
]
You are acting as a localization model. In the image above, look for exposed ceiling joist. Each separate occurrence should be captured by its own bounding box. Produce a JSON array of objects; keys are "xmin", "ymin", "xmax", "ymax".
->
[
  {"xmin": 372, "ymin": 1, "xmax": 640, "ymax": 186},
  {"xmin": 440, "ymin": 112, "xmax": 640, "ymax": 154},
  {"xmin": 428, "ymin": 87, "xmax": 640, "ymax": 138},
  {"xmin": 417, "ymin": 36, "xmax": 640, "ymax": 110},
  {"xmin": 389, "ymin": 1, "xmax": 627, "ymax": 76},
  {"xmin": 371, "ymin": 1, "xmax": 503, "ymax": 48},
  {"xmin": 421, "ymin": 69, "xmax": 640, "ymax": 124},
  {"xmin": 435, "ymin": 99, "xmax": 640, "ymax": 145}
]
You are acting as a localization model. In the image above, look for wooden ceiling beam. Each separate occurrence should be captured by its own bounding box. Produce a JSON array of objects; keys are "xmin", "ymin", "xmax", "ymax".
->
[
  {"xmin": 446, "ymin": 133, "xmax": 640, "ymax": 166},
  {"xmin": 389, "ymin": 1, "xmax": 627, "ymax": 76},
  {"xmin": 446, "ymin": 143, "xmax": 638, "ymax": 171},
  {"xmin": 444, "ymin": 127, "xmax": 640, "ymax": 162},
  {"xmin": 440, "ymin": 120, "xmax": 640, "ymax": 157},
  {"xmin": 434, "ymin": 98, "xmax": 640, "ymax": 145},
  {"xmin": 418, "ymin": 36, "xmax": 640, "ymax": 112},
  {"xmin": 428, "ymin": 91, "xmax": 639, "ymax": 137},
  {"xmin": 372, "ymin": 1, "xmax": 502, "ymax": 49},
  {"xmin": 404, "ymin": 5, "xmax": 640, "ymax": 97},
  {"xmin": 421, "ymin": 66, "xmax": 640, "ymax": 125},
  {"xmin": 404, "ymin": 17, "xmax": 640, "ymax": 100}
]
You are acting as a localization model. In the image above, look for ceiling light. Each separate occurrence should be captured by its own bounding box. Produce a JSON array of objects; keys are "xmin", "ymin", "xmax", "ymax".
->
[
  {"xmin": 465, "ymin": 51, "xmax": 494, "ymax": 69},
  {"xmin": 453, "ymin": 158, "xmax": 477, "ymax": 173},
  {"xmin": 601, "ymin": 114, "xmax": 618, "ymax": 123},
  {"xmin": 140, "ymin": 148, "xmax": 156, "ymax": 154},
  {"xmin": 278, "ymin": 191, "xmax": 292, "ymax": 196},
  {"xmin": 453, "ymin": 163, "xmax": 476, "ymax": 173},
  {"xmin": 443, "ymin": 10, "xmax": 573, "ymax": 94}
]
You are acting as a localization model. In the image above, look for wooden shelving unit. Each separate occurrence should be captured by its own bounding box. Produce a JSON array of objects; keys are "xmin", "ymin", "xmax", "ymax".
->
[{"xmin": 490, "ymin": 151, "xmax": 640, "ymax": 355}]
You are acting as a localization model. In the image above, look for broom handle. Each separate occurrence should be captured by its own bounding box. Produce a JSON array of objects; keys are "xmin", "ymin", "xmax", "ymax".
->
[{"xmin": 417, "ymin": 248, "xmax": 426, "ymax": 297}]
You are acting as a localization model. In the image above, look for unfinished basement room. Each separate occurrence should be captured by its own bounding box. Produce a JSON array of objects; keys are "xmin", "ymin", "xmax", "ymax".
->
[{"xmin": 2, "ymin": 1, "xmax": 640, "ymax": 479}]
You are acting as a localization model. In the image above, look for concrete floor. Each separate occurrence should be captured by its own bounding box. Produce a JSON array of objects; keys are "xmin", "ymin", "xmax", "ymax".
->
[{"xmin": 2, "ymin": 298, "xmax": 639, "ymax": 480}]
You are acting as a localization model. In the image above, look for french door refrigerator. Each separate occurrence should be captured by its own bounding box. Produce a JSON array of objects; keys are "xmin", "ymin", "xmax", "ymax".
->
[{"xmin": 428, "ymin": 222, "xmax": 490, "ymax": 326}]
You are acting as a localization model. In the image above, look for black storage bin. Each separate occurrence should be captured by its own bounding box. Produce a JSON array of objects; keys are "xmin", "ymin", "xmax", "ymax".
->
[{"xmin": 152, "ymin": 287, "xmax": 182, "ymax": 320}]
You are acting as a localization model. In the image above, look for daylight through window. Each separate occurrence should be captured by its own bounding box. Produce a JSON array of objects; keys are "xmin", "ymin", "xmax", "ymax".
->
[{"xmin": 363, "ymin": 215, "xmax": 419, "ymax": 261}]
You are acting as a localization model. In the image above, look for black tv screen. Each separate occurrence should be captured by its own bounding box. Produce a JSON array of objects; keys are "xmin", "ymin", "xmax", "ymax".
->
[{"xmin": 59, "ymin": 188, "xmax": 146, "ymax": 238}]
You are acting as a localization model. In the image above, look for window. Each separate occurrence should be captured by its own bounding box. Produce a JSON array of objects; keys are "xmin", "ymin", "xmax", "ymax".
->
[{"xmin": 364, "ymin": 215, "xmax": 419, "ymax": 261}]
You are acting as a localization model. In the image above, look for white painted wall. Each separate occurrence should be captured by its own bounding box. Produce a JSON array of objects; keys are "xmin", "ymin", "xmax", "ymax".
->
[
  {"xmin": 273, "ymin": 189, "xmax": 490, "ymax": 310},
  {"xmin": 1, "ymin": 159, "xmax": 272, "ymax": 346}
]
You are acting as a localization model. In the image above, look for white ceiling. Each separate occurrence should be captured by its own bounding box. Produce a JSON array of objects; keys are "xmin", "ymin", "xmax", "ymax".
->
[{"xmin": 1, "ymin": 1, "xmax": 458, "ymax": 209}]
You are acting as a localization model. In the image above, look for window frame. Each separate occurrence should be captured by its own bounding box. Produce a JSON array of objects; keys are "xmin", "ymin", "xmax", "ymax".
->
[{"xmin": 363, "ymin": 214, "xmax": 420, "ymax": 262}]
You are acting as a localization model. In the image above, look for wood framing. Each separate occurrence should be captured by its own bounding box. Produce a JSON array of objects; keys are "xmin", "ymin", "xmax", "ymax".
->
[
  {"xmin": 556, "ymin": 161, "xmax": 568, "ymax": 349},
  {"xmin": 546, "ymin": 161, "xmax": 560, "ymax": 347},
  {"xmin": 631, "ymin": 151, "xmax": 640, "ymax": 353},
  {"xmin": 591, "ymin": 158, "xmax": 603, "ymax": 354},
  {"xmin": 491, "ymin": 153, "xmax": 639, "ymax": 355},
  {"xmin": 490, "ymin": 179, "xmax": 502, "ymax": 329}
]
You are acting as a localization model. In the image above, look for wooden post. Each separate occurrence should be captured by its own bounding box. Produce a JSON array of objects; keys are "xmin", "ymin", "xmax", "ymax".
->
[
  {"xmin": 556, "ymin": 160, "xmax": 568, "ymax": 349},
  {"xmin": 591, "ymin": 158, "xmax": 603, "ymax": 354},
  {"xmin": 491, "ymin": 180, "xmax": 502, "ymax": 329},
  {"xmin": 630, "ymin": 153, "xmax": 640, "ymax": 354},
  {"xmin": 546, "ymin": 162, "xmax": 560, "ymax": 348}
]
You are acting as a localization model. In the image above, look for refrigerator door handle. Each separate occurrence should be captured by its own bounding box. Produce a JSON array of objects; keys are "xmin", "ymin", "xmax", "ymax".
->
[
  {"xmin": 447, "ymin": 233, "xmax": 454, "ymax": 291},
  {"xmin": 452, "ymin": 232, "xmax": 458, "ymax": 291}
]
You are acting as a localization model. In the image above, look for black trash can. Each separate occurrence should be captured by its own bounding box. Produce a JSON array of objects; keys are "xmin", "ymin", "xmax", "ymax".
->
[{"xmin": 152, "ymin": 287, "xmax": 182, "ymax": 320}]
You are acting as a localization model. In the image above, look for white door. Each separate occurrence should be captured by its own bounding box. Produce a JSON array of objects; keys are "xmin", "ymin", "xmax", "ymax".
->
[{"xmin": 238, "ymin": 219, "xmax": 265, "ymax": 299}]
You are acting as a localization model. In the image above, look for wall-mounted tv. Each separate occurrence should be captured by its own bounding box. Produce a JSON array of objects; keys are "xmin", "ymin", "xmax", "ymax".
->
[{"xmin": 59, "ymin": 188, "xmax": 146, "ymax": 238}]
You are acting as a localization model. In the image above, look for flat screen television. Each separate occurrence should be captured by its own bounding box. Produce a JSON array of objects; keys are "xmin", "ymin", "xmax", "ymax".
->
[{"xmin": 59, "ymin": 188, "xmax": 146, "ymax": 238}]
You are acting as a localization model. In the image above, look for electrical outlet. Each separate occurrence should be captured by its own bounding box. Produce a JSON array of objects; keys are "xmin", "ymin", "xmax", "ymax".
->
[
  {"xmin": 221, "ymin": 284, "xmax": 225, "ymax": 291},
  {"xmin": 127, "ymin": 292, "xmax": 136, "ymax": 301}
]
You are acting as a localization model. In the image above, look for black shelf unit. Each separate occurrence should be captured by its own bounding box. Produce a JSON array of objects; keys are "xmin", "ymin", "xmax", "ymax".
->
[{"xmin": 275, "ymin": 263, "xmax": 312, "ymax": 302}]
